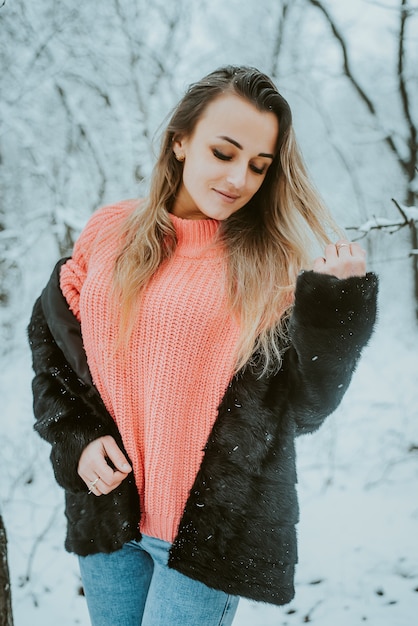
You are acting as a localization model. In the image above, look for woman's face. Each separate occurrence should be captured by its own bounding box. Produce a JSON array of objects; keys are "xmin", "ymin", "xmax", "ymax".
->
[{"xmin": 172, "ymin": 94, "xmax": 279, "ymax": 220}]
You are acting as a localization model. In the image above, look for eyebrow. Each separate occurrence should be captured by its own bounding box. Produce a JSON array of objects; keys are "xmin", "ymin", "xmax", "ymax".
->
[{"xmin": 217, "ymin": 135, "xmax": 274, "ymax": 159}]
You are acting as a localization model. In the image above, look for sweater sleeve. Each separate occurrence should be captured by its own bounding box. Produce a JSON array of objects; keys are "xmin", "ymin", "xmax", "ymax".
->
[
  {"xmin": 60, "ymin": 199, "xmax": 138, "ymax": 319},
  {"xmin": 60, "ymin": 208, "xmax": 106, "ymax": 321}
]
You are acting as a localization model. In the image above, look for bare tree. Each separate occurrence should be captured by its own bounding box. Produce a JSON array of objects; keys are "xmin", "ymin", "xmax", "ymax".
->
[
  {"xmin": 306, "ymin": 0, "xmax": 418, "ymax": 313},
  {"xmin": 270, "ymin": 0, "xmax": 292, "ymax": 79},
  {"xmin": 0, "ymin": 0, "xmax": 192, "ymax": 340},
  {"xmin": 0, "ymin": 514, "xmax": 13, "ymax": 626}
]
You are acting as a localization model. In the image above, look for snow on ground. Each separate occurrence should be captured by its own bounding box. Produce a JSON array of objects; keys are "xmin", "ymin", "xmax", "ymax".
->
[{"xmin": 1, "ymin": 260, "xmax": 417, "ymax": 625}]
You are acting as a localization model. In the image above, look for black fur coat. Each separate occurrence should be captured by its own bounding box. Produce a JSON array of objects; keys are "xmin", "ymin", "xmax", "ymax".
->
[{"xmin": 27, "ymin": 260, "xmax": 378, "ymax": 606}]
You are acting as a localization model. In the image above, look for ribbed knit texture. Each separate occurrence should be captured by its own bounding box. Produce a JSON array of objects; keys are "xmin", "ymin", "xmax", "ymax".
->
[{"xmin": 60, "ymin": 200, "xmax": 240, "ymax": 542}]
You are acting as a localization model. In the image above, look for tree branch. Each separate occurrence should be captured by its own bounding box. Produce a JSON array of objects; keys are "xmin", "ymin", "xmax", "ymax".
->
[
  {"xmin": 307, "ymin": 0, "xmax": 405, "ymax": 168},
  {"xmin": 270, "ymin": 1, "xmax": 291, "ymax": 79},
  {"xmin": 392, "ymin": 197, "xmax": 408, "ymax": 222},
  {"xmin": 398, "ymin": 0, "xmax": 417, "ymax": 187},
  {"xmin": 55, "ymin": 83, "xmax": 107, "ymax": 212},
  {"xmin": 346, "ymin": 198, "xmax": 418, "ymax": 239}
]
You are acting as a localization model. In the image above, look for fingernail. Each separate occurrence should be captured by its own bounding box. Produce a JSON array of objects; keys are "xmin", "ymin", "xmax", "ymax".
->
[{"xmin": 122, "ymin": 463, "xmax": 131, "ymax": 471}]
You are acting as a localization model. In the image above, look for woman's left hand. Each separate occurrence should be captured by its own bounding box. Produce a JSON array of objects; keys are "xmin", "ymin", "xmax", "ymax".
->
[{"xmin": 313, "ymin": 240, "xmax": 367, "ymax": 279}]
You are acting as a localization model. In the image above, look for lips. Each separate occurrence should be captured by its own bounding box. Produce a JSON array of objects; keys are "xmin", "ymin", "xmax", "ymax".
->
[{"xmin": 213, "ymin": 189, "xmax": 240, "ymax": 203}]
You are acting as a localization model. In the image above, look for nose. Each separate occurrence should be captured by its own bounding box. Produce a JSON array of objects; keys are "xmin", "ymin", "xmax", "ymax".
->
[{"xmin": 226, "ymin": 162, "xmax": 247, "ymax": 190}]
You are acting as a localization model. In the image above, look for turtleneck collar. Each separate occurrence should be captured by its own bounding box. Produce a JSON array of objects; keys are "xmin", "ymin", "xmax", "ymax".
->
[{"xmin": 169, "ymin": 213, "xmax": 221, "ymax": 258}]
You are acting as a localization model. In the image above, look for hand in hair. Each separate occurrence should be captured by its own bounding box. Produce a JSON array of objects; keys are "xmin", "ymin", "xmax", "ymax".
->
[{"xmin": 312, "ymin": 241, "xmax": 367, "ymax": 279}]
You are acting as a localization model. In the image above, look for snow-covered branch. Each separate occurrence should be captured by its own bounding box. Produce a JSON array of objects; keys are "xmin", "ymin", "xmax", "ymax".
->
[{"xmin": 346, "ymin": 199, "xmax": 418, "ymax": 238}]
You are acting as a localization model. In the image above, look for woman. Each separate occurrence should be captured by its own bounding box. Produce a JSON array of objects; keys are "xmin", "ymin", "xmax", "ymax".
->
[{"xmin": 28, "ymin": 65, "xmax": 378, "ymax": 626}]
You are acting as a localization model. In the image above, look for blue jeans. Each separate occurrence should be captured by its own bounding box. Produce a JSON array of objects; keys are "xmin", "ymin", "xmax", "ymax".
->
[{"xmin": 78, "ymin": 534, "xmax": 239, "ymax": 626}]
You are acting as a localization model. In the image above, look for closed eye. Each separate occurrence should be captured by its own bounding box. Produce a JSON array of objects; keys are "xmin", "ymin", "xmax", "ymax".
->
[
  {"xmin": 250, "ymin": 164, "xmax": 266, "ymax": 175},
  {"xmin": 213, "ymin": 148, "xmax": 231, "ymax": 161},
  {"xmin": 214, "ymin": 149, "xmax": 267, "ymax": 175}
]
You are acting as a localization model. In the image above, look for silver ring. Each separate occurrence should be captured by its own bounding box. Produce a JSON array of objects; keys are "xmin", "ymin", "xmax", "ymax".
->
[
  {"xmin": 336, "ymin": 243, "xmax": 350, "ymax": 251},
  {"xmin": 88, "ymin": 477, "xmax": 100, "ymax": 494}
]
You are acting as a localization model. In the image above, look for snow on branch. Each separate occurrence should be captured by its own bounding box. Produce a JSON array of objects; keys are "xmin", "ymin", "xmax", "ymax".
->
[{"xmin": 346, "ymin": 198, "xmax": 418, "ymax": 239}]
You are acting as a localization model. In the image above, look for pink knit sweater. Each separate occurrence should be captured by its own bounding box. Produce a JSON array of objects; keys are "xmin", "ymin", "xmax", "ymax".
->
[{"xmin": 60, "ymin": 200, "xmax": 240, "ymax": 542}]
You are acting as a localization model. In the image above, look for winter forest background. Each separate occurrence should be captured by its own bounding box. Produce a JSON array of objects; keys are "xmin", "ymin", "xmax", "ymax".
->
[{"xmin": 1, "ymin": 0, "xmax": 417, "ymax": 624}]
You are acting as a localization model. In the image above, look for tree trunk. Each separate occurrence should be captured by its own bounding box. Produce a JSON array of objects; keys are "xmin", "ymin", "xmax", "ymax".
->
[{"xmin": 0, "ymin": 515, "xmax": 13, "ymax": 626}]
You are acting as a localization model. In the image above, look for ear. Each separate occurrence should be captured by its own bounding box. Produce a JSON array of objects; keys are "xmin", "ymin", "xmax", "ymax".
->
[{"xmin": 173, "ymin": 137, "xmax": 186, "ymax": 162}]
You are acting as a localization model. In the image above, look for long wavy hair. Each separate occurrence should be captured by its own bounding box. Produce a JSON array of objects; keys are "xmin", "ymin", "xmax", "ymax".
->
[{"xmin": 113, "ymin": 65, "xmax": 341, "ymax": 374}]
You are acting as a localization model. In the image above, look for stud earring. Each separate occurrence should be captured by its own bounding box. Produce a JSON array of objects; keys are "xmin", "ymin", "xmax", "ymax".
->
[{"xmin": 175, "ymin": 152, "xmax": 185, "ymax": 162}]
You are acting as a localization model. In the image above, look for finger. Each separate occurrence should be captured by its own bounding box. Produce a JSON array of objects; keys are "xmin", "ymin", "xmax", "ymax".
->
[
  {"xmin": 312, "ymin": 255, "xmax": 327, "ymax": 273},
  {"xmin": 89, "ymin": 476, "xmax": 108, "ymax": 495},
  {"xmin": 87, "ymin": 476, "xmax": 102, "ymax": 496},
  {"xmin": 89, "ymin": 483, "xmax": 103, "ymax": 497},
  {"xmin": 84, "ymin": 469, "xmax": 124, "ymax": 495},
  {"xmin": 78, "ymin": 442, "xmax": 114, "ymax": 485},
  {"xmin": 92, "ymin": 447, "xmax": 132, "ymax": 490},
  {"xmin": 348, "ymin": 241, "xmax": 366, "ymax": 258},
  {"xmin": 87, "ymin": 470, "xmax": 127, "ymax": 494},
  {"xmin": 94, "ymin": 469, "xmax": 129, "ymax": 492},
  {"xmin": 87, "ymin": 476, "xmax": 100, "ymax": 490},
  {"xmin": 101, "ymin": 436, "xmax": 132, "ymax": 474},
  {"xmin": 91, "ymin": 454, "xmax": 122, "ymax": 486},
  {"xmin": 324, "ymin": 243, "xmax": 338, "ymax": 262},
  {"xmin": 78, "ymin": 437, "xmax": 132, "ymax": 486},
  {"xmin": 335, "ymin": 240, "xmax": 351, "ymax": 256},
  {"xmin": 336, "ymin": 241, "xmax": 366, "ymax": 276},
  {"xmin": 98, "ymin": 473, "xmax": 128, "ymax": 494}
]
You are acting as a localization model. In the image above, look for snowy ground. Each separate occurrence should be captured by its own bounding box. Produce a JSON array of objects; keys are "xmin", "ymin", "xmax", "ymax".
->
[{"xmin": 2, "ymin": 261, "xmax": 417, "ymax": 626}]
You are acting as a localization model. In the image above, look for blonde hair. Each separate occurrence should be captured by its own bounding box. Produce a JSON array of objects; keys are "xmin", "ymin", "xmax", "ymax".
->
[{"xmin": 113, "ymin": 66, "xmax": 341, "ymax": 374}]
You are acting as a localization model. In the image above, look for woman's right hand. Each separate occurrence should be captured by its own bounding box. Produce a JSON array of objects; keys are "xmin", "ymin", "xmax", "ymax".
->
[{"xmin": 78, "ymin": 435, "xmax": 132, "ymax": 496}]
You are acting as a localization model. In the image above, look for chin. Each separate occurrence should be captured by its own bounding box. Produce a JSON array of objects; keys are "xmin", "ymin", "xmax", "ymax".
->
[
  {"xmin": 206, "ymin": 211, "xmax": 234, "ymax": 221},
  {"xmin": 199, "ymin": 205, "xmax": 242, "ymax": 221}
]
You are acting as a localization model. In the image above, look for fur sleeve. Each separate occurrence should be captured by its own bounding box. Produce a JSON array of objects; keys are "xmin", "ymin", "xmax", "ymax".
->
[
  {"xmin": 281, "ymin": 270, "xmax": 378, "ymax": 434},
  {"xmin": 27, "ymin": 295, "xmax": 126, "ymax": 493}
]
